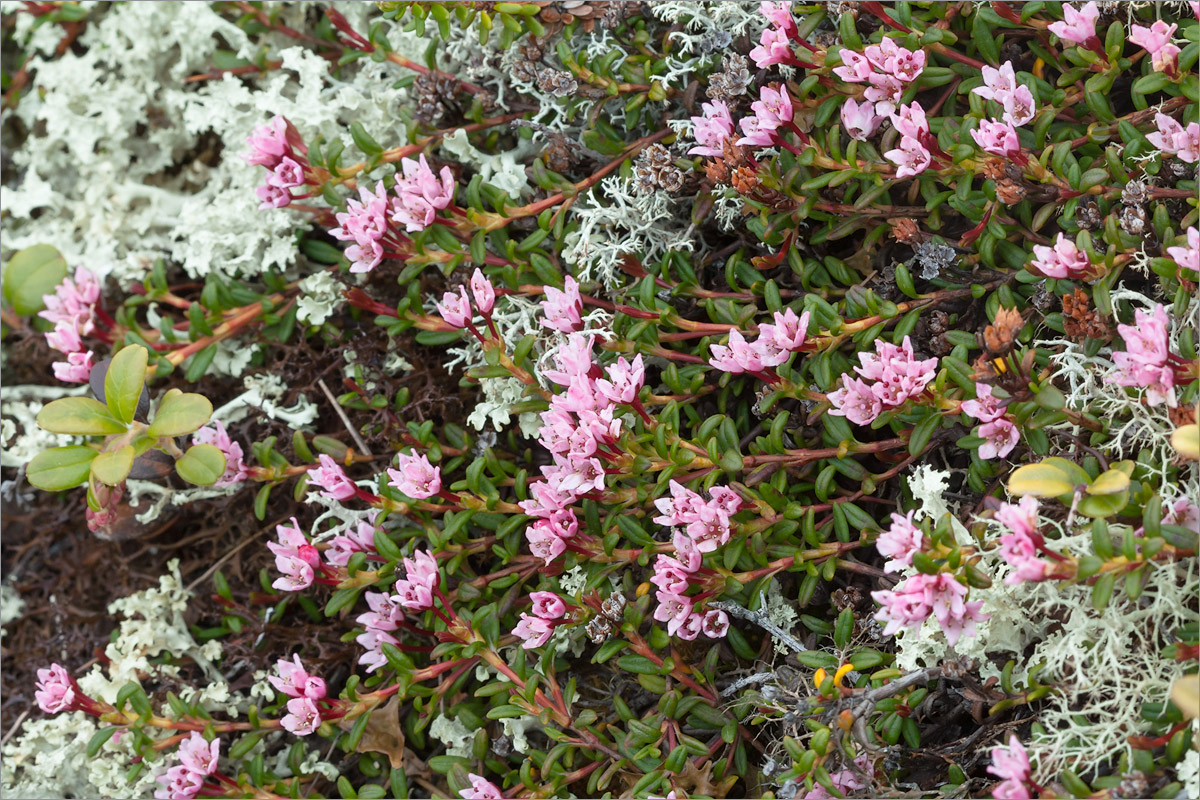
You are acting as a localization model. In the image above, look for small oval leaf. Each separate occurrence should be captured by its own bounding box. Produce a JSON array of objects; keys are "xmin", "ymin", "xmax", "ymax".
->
[
  {"xmin": 1087, "ymin": 469, "xmax": 1130, "ymax": 496},
  {"xmin": 147, "ymin": 389, "xmax": 213, "ymax": 438},
  {"xmin": 2, "ymin": 244, "xmax": 69, "ymax": 315},
  {"xmin": 105, "ymin": 346, "xmax": 149, "ymax": 424},
  {"xmin": 26, "ymin": 446, "xmax": 98, "ymax": 491},
  {"xmin": 175, "ymin": 444, "xmax": 226, "ymax": 486},
  {"xmin": 1007, "ymin": 462, "xmax": 1075, "ymax": 497},
  {"xmin": 1172, "ymin": 424, "xmax": 1199, "ymax": 460},
  {"xmin": 36, "ymin": 397, "xmax": 127, "ymax": 435},
  {"xmin": 91, "ymin": 445, "xmax": 135, "ymax": 486}
]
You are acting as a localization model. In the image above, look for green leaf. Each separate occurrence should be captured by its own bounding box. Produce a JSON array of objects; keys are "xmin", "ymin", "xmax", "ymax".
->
[
  {"xmin": 26, "ymin": 446, "xmax": 98, "ymax": 490},
  {"xmin": 105, "ymin": 346, "xmax": 149, "ymax": 424},
  {"xmin": 2, "ymin": 244, "xmax": 69, "ymax": 315},
  {"xmin": 147, "ymin": 389, "xmax": 213, "ymax": 437},
  {"xmin": 91, "ymin": 445, "xmax": 135, "ymax": 486},
  {"xmin": 1076, "ymin": 490, "xmax": 1130, "ymax": 519},
  {"xmin": 37, "ymin": 397, "xmax": 127, "ymax": 435},
  {"xmin": 175, "ymin": 444, "xmax": 226, "ymax": 486},
  {"xmin": 350, "ymin": 121, "xmax": 383, "ymax": 156}
]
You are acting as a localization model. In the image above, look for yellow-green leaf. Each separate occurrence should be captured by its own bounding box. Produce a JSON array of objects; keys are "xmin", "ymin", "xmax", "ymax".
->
[
  {"xmin": 105, "ymin": 346, "xmax": 149, "ymax": 424},
  {"xmin": 175, "ymin": 444, "xmax": 226, "ymax": 486},
  {"xmin": 25, "ymin": 446, "xmax": 97, "ymax": 491},
  {"xmin": 1172, "ymin": 424, "xmax": 1199, "ymax": 460},
  {"xmin": 91, "ymin": 445, "xmax": 135, "ymax": 486},
  {"xmin": 1040, "ymin": 456, "xmax": 1091, "ymax": 486},
  {"xmin": 1171, "ymin": 674, "xmax": 1199, "ymax": 720},
  {"xmin": 1076, "ymin": 490, "xmax": 1130, "ymax": 519},
  {"xmin": 1007, "ymin": 463, "xmax": 1075, "ymax": 497},
  {"xmin": 36, "ymin": 397, "xmax": 127, "ymax": 435},
  {"xmin": 147, "ymin": 389, "xmax": 213, "ymax": 438},
  {"xmin": 2, "ymin": 244, "xmax": 68, "ymax": 315},
  {"xmin": 1087, "ymin": 469, "xmax": 1130, "ymax": 495}
]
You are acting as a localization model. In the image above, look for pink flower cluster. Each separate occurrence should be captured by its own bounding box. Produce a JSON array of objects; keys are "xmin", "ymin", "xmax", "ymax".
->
[
  {"xmin": 972, "ymin": 61, "xmax": 1035, "ymax": 127},
  {"xmin": 871, "ymin": 572, "xmax": 987, "ymax": 647},
  {"xmin": 272, "ymin": 655, "xmax": 329, "ymax": 736},
  {"xmin": 650, "ymin": 480, "xmax": 738, "ymax": 640},
  {"xmin": 1111, "ymin": 303, "xmax": 1177, "ymax": 407},
  {"xmin": 356, "ymin": 549, "xmax": 439, "ymax": 670},
  {"xmin": 884, "ymin": 102, "xmax": 936, "ymax": 178},
  {"xmin": 244, "ymin": 115, "xmax": 311, "ymax": 210},
  {"xmin": 750, "ymin": 1, "xmax": 806, "ymax": 69},
  {"xmin": 520, "ymin": 334, "xmax": 645, "ymax": 563},
  {"xmin": 308, "ymin": 454, "xmax": 359, "ymax": 501},
  {"xmin": 387, "ymin": 451, "xmax": 443, "ymax": 499},
  {"xmin": 438, "ymin": 269, "xmax": 497, "ymax": 329},
  {"xmin": 827, "ymin": 336, "xmax": 937, "ymax": 426},
  {"xmin": 461, "ymin": 773, "xmax": 503, "ymax": 800},
  {"xmin": 325, "ymin": 513, "xmax": 381, "ymax": 567},
  {"xmin": 995, "ymin": 497, "xmax": 1052, "ymax": 585},
  {"xmin": 799, "ymin": 754, "xmax": 872, "ymax": 799},
  {"xmin": 875, "ymin": 511, "xmax": 925, "ymax": 573},
  {"xmin": 689, "ymin": 100, "xmax": 735, "ymax": 157},
  {"xmin": 541, "ymin": 274, "xmax": 584, "ymax": 333},
  {"xmin": 1029, "ymin": 233, "xmax": 1092, "ymax": 280},
  {"xmin": 835, "ymin": 38, "xmax": 926, "ymax": 118},
  {"xmin": 330, "ymin": 156, "xmax": 456, "ymax": 273},
  {"xmin": 709, "ymin": 308, "xmax": 811, "ymax": 375},
  {"xmin": 1164, "ymin": 497, "xmax": 1200, "ymax": 534},
  {"xmin": 1168, "ymin": 226, "xmax": 1199, "ymax": 275},
  {"xmin": 513, "ymin": 591, "xmax": 569, "ymax": 648},
  {"xmin": 40, "ymin": 267, "xmax": 100, "ymax": 383},
  {"xmin": 987, "ymin": 733, "xmax": 1036, "ymax": 799},
  {"xmin": 1129, "ymin": 20, "xmax": 1180, "ymax": 76},
  {"xmin": 1047, "ymin": 2, "xmax": 1100, "ymax": 49},
  {"xmin": 1148, "ymin": 114, "xmax": 1199, "ymax": 164},
  {"xmin": 736, "ymin": 84, "xmax": 796, "ymax": 149},
  {"xmin": 154, "ymin": 732, "xmax": 221, "ymax": 800},
  {"xmin": 268, "ymin": 518, "xmax": 323, "ymax": 592},
  {"xmin": 963, "ymin": 382, "xmax": 1019, "ymax": 460},
  {"xmin": 191, "ymin": 421, "xmax": 248, "ymax": 486}
]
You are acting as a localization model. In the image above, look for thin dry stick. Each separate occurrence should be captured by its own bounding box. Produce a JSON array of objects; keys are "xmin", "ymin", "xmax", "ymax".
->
[
  {"xmin": 318, "ymin": 379, "xmax": 372, "ymax": 456},
  {"xmin": 1, "ymin": 710, "xmax": 29, "ymax": 748},
  {"xmin": 185, "ymin": 516, "xmax": 291, "ymax": 593}
]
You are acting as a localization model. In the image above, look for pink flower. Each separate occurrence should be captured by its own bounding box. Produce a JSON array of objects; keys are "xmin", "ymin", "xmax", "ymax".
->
[
  {"xmin": 281, "ymin": 696, "xmax": 322, "ymax": 736},
  {"xmin": 750, "ymin": 25, "xmax": 793, "ymax": 69},
  {"xmin": 269, "ymin": 655, "xmax": 327, "ymax": 700},
  {"xmin": 890, "ymin": 103, "xmax": 928, "ymax": 140},
  {"xmin": 269, "ymin": 156, "xmax": 306, "ymax": 189},
  {"xmin": 52, "ymin": 350, "xmax": 95, "ymax": 384},
  {"xmin": 760, "ymin": 1, "xmax": 795, "ymax": 33},
  {"xmin": 155, "ymin": 765, "xmax": 205, "ymax": 800},
  {"xmin": 834, "ymin": 49, "xmax": 873, "ymax": 82},
  {"xmin": 243, "ymin": 115, "xmax": 305, "ymax": 168},
  {"xmin": 864, "ymin": 72, "xmax": 903, "ymax": 116},
  {"xmin": 1029, "ymin": 232, "xmax": 1092, "ymax": 279},
  {"xmin": 391, "ymin": 155, "xmax": 455, "ymax": 232},
  {"xmin": 884, "ymin": 135, "xmax": 931, "ymax": 179},
  {"xmin": 676, "ymin": 612, "xmax": 704, "ymax": 641},
  {"xmin": 652, "ymin": 556, "xmax": 694, "ymax": 594},
  {"xmin": 178, "ymin": 732, "xmax": 221, "ymax": 776},
  {"xmin": 272, "ymin": 554, "xmax": 314, "ymax": 592},
  {"xmin": 308, "ymin": 454, "xmax": 357, "ymax": 501},
  {"xmin": 268, "ymin": 518, "xmax": 320, "ymax": 567},
  {"xmin": 387, "ymin": 451, "xmax": 442, "ymax": 499},
  {"xmin": 971, "ymin": 118, "xmax": 1021, "ymax": 157},
  {"xmin": 542, "ymin": 275, "xmax": 584, "ymax": 333},
  {"xmin": 331, "ymin": 181, "xmax": 392, "ymax": 273},
  {"xmin": 827, "ymin": 376, "xmax": 884, "ymax": 426},
  {"xmin": 1167, "ymin": 226, "xmax": 1198, "ymax": 274},
  {"xmin": 542, "ymin": 333, "xmax": 595, "ymax": 386},
  {"xmin": 995, "ymin": 496, "xmax": 1039, "ymax": 539},
  {"xmin": 1047, "ymin": 1, "xmax": 1100, "ymax": 45},
  {"xmin": 46, "ymin": 321, "xmax": 83, "ymax": 354},
  {"xmin": 876, "ymin": 511, "xmax": 924, "ymax": 572},
  {"xmin": 702, "ymin": 609, "xmax": 729, "ymax": 638},
  {"xmin": 192, "ymin": 421, "xmax": 248, "ymax": 486},
  {"xmin": 736, "ymin": 84, "xmax": 793, "ymax": 147},
  {"xmin": 256, "ymin": 183, "xmax": 291, "ymax": 210},
  {"xmin": 1164, "ymin": 497, "xmax": 1200, "ymax": 533},
  {"xmin": 1112, "ymin": 304, "xmax": 1176, "ymax": 407},
  {"xmin": 1129, "ymin": 20, "xmax": 1180, "ymax": 74},
  {"xmin": 35, "ymin": 664, "xmax": 76, "ymax": 714},
  {"xmin": 802, "ymin": 755, "xmax": 871, "ymax": 798},
  {"xmin": 689, "ymin": 100, "xmax": 735, "ymax": 157},
  {"xmin": 873, "ymin": 573, "xmax": 986, "ymax": 646},
  {"xmin": 841, "ymin": 97, "xmax": 882, "ymax": 141},
  {"xmin": 653, "ymin": 480, "xmax": 706, "ymax": 527},
  {"xmin": 357, "ymin": 591, "xmax": 405, "ymax": 635},
  {"xmin": 527, "ymin": 523, "xmax": 568, "ymax": 564},
  {"xmin": 470, "ymin": 268, "xmax": 496, "ymax": 315},
  {"xmin": 437, "ymin": 285, "xmax": 473, "ymax": 329},
  {"xmin": 999, "ymin": 528, "xmax": 1051, "ymax": 585},
  {"xmin": 326, "ymin": 516, "xmax": 380, "ymax": 567},
  {"xmin": 653, "ymin": 591, "xmax": 695, "ymax": 636},
  {"xmin": 462, "ymin": 773, "xmax": 504, "ymax": 800},
  {"xmin": 709, "ymin": 484, "xmax": 743, "ymax": 516},
  {"xmin": 973, "ymin": 62, "xmax": 1035, "ymax": 126},
  {"xmin": 886, "ymin": 44, "xmax": 926, "ymax": 82},
  {"xmin": 987, "ymin": 734, "xmax": 1035, "ymax": 799},
  {"xmin": 1147, "ymin": 114, "xmax": 1199, "ymax": 164},
  {"xmin": 978, "ymin": 418, "xmax": 1020, "ymax": 459},
  {"xmin": 513, "ymin": 612, "xmax": 556, "ymax": 649},
  {"xmin": 962, "ymin": 383, "xmax": 1005, "ymax": 423},
  {"xmin": 530, "ymin": 591, "xmax": 567, "ymax": 619},
  {"xmin": 40, "ymin": 266, "xmax": 99, "ymax": 330},
  {"xmin": 596, "ymin": 355, "xmax": 645, "ymax": 405}
]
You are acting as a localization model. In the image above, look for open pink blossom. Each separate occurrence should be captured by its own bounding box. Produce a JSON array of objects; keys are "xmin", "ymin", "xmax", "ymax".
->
[
  {"xmin": 750, "ymin": 25, "xmax": 793, "ymax": 68},
  {"xmin": 884, "ymin": 135, "xmax": 931, "ymax": 179},
  {"xmin": 308, "ymin": 454, "xmax": 357, "ymax": 501},
  {"xmin": 973, "ymin": 61, "xmax": 1035, "ymax": 126},
  {"xmin": 526, "ymin": 523, "xmax": 568, "ymax": 564},
  {"xmin": 702, "ymin": 609, "xmax": 730, "ymax": 638},
  {"xmin": 192, "ymin": 421, "xmax": 248, "ymax": 486},
  {"xmin": 841, "ymin": 97, "xmax": 882, "ymax": 141},
  {"xmin": 999, "ymin": 527, "xmax": 1051, "ymax": 585},
  {"xmin": 52, "ymin": 350, "xmax": 95, "ymax": 384},
  {"xmin": 470, "ymin": 268, "xmax": 496, "ymax": 315},
  {"xmin": 890, "ymin": 103, "xmax": 928, "ymax": 140},
  {"xmin": 827, "ymin": 376, "xmax": 884, "ymax": 426},
  {"xmin": 689, "ymin": 100, "xmax": 735, "ymax": 157},
  {"xmin": 736, "ymin": 85, "xmax": 793, "ymax": 147},
  {"xmin": 178, "ymin": 732, "xmax": 221, "ymax": 776},
  {"xmin": 978, "ymin": 418, "xmax": 1020, "ymax": 459},
  {"xmin": 40, "ymin": 266, "xmax": 99, "ymax": 331},
  {"xmin": 243, "ymin": 115, "xmax": 304, "ymax": 168},
  {"xmin": 388, "ymin": 451, "xmax": 442, "ymax": 499},
  {"xmin": 987, "ymin": 734, "xmax": 1035, "ymax": 799},
  {"xmin": 1129, "ymin": 20, "xmax": 1180, "ymax": 74},
  {"xmin": 1167, "ymin": 226, "xmax": 1198, "ymax": 274},
  {"xmin": 972, "ymin": 118, "xmax": 1020, "ymax": 157},
  {"xmin": 834, "ymin": 49, "xmax": 873, "ymax": 82},
  {"xmin": 268, "ymin": 518, "xmax": 320, "ymax": 567},
  {"xmin": 760, "ymin": 1, "xmax": 796, "ymax": 34},
  {"xmin": 437, "ymin": 286, "xmax": 473, "ymax": 329},
  {"xmin": 155, "ymin": 765, "xmax": 205, "ymax": 800},
  {"xmin": 1112, "ymin": 303, "xmax": 1176, "ymax": 407},
  {"xmin": 1047, "ymin": 1, "xmax": 1100, "ymax": 46},
  {"xmin": 1164, "ymin": 498, "xmax": 1200, "ymax": 533},
  {"xmin": 995, "ymin": 496, "xmax": 1039, "ymax": 538},
  {"xmin": 1147, "ymin": 114, "xmax": 1199, "ymax": 163},
  {"xmin": 256, "ymin": 183, "xmax": 291, "ymax": 209},
  {"xmin": 513, "ymin": 612, "xmax": 555, "ymax": 648},
  {"xmin": 269, "ymin": 156, "xmax": 306, "ymax": 189},
  {"xmin": 35, "ymin": 663, "xmax": 76, "ymax": 714},
  {"xmin": 1029, "ymin": 233, "xmax": 1091, "ymax": 279},
  {"xmin": 876, "ymin": 511, "xmax": 924, "ymax": 572},
  {"xmin": 873, "ymin": 572, "xmax": 986, "ymax": 646},
  {"xmin": 864, "ymin": 72, "xmax": 903, "ymax": 116},
  {"xmin": 269, "ymin": 655, "xmax": 327, "ymax": 700},
  {"xmin": 653, "ymin": 591, "xmax": 695, "ymax": 636},
  {"xmin": 273, "ymin": 554, "xmax": 315, "ymax": 592},
  {"xmin": 281, "ymin": 696, "xmax": 322, "ymax": 736},
  {"xmin": 962, "ymin": 383, "xmax": 1005, "ymax": 423},
  {"xmin": 596, "ymin": 354, "xmax": 645, "ymax": 405},
  {"xmin": 542, "ymin": 275, "xmax": 584, "ymax": 332},
  {"xmin": 652, "ymin": 556, "xmax": 694, "ymax": 594},
  {"xmin": 326, "ymin": 516, "xmax": 379, "ymax": 567},
  {"xmin": 330, "ymin": 181, "xmax": 391, "ymax": 273},
  {"xmin": 462, "ymin": 773, "xmax": 504, "ymax": 800},
  {"xmin": 530, "ymin": 591, "xmax": 567, "ymax": 620},
  {"xmin": 391, "ymin": 154, "xmax": 455, "ymax": 232}
]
